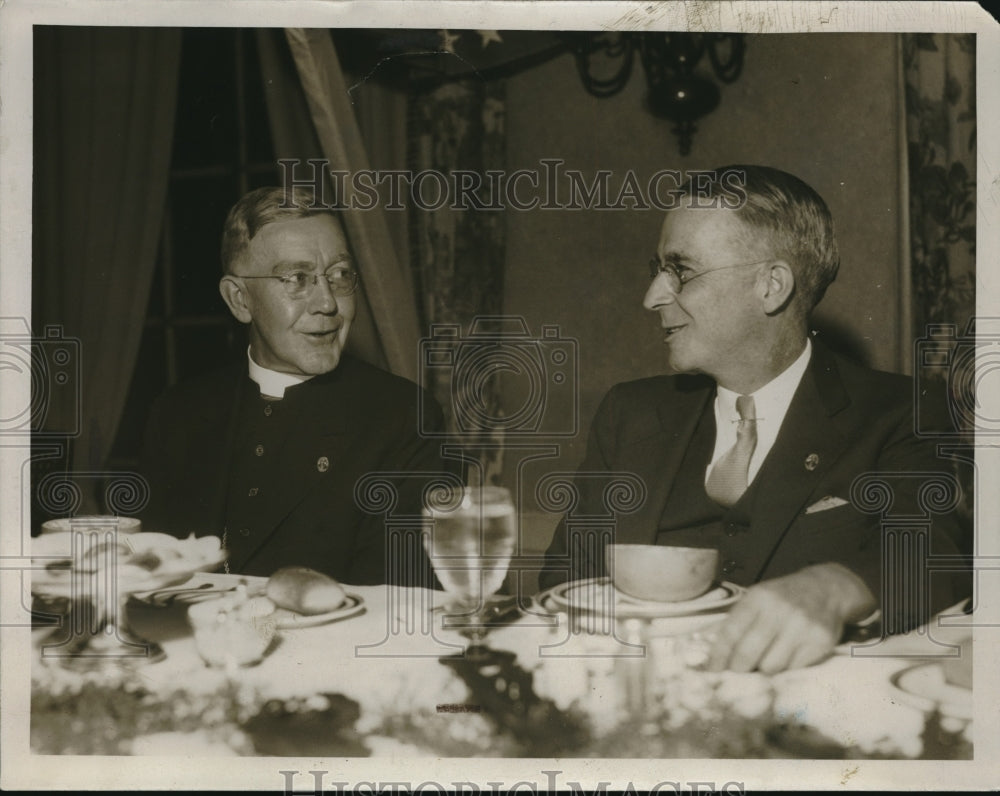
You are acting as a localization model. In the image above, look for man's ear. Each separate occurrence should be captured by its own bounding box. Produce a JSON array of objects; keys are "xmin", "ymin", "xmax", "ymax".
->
[
  {"xmin": 761, "ymin": 260, "xmax": 795, "ymax": 315},
  {"xmin": 219, "ymin": 276, "xmax": 252, "ymax": 323}
]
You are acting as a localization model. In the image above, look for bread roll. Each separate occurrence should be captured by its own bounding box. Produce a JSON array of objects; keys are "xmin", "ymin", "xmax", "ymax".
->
[{"xmin": 266, "ymin": 566, "xmax": 346, "ymax": 615}]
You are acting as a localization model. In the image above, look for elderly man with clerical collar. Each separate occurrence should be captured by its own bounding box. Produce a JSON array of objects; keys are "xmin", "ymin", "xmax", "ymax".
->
[
  {"xmin": 541, "ymin": 165, "xmax": 970, "ymax": 673},
  {"xmin": 139, "ymin": 186, "xmax": 446, "ymax": 586}
]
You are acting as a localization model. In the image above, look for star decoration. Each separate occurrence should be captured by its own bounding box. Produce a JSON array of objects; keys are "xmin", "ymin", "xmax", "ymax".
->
[
  {"xmin": 438, "ymin": 29, "xmax": 461, "ymax": 53},
  {"xmin": 476, "ymin": 30, "xmax": 503, "ymax": 48}
]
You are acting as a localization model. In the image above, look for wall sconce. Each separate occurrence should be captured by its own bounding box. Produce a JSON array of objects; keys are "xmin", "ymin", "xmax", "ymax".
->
[{"xmin": 569, "ymin": 32, "xmax": 745, "ymax": 155}]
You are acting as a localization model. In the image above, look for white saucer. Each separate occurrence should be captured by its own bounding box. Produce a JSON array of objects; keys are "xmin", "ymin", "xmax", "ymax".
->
[
  {"xmin": 269, "ymin": 594, "xmax": 365, "ymax": 629},
  {"xmin": 538, "ymin": 577, "xmax": 744, "ymax": 619},
  {"xmin": 889, "ymin": 662, "xmax": 973, "ymax": 720}
]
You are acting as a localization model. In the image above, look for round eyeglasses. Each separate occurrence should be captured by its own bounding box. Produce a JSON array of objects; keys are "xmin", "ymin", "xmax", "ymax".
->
[
  {"xmin": 235, "ymin": 266, "xmax": 360, "ymax": 299},
  {"xmin": 648, "ymin": 257, "xmax": 772, "ymax": 294}
]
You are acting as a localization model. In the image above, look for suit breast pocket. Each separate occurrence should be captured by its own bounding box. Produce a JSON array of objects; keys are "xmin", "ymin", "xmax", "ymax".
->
[
  {"xmin": 795, "ymin": 503, "xmax": 873, "ymax": 539},
  {"xmin": 793, "ymin": 504, "xmax": 880, "ymax": 560},
  {"xmin": 800, "ymin": 501, "xmax": 855, "ymax": 523}
]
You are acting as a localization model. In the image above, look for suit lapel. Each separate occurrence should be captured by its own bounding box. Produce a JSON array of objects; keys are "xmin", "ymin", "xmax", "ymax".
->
[
  {"xmin": 739, "ymin": 343, "xmax": 853, "ymax": 578},
  {"xmin": 617, "ymin": 378, "xmax": 714, "ymax": 544}
]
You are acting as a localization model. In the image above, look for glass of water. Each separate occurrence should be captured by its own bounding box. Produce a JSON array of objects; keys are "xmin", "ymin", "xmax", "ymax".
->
[{"xmin": 423, "ymin": 485, "xmax": 516, "ymax": 649}]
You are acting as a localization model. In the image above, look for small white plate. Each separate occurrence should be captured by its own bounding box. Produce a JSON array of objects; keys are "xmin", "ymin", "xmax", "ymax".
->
[
  {"xmin": 269, "ymin": 594, "xmax": 366, "ymax": 629},
  {"xmin": 133, "ymin": 573, "xmax": 269, "ymax": 605},
  {"xmin": 30, "ymin": 532, "xmax": 226, "ymax": 597},
  {"xmin": 539, "ymin": 577, "xmax": 744, "ymax": 619},
  {"xmin": 889, "ymin": 662, "xmax": 973, "ymax": 720}
]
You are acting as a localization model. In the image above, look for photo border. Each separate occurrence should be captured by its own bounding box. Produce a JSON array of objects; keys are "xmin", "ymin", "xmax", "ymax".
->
[{"xmin": 2, "ymin": 1, "xmax": 998, "ymax": 790}]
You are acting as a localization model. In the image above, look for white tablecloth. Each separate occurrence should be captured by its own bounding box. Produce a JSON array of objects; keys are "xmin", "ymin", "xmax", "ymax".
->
[{"xmin": 32, "ymin": 572, "xmax": 973, "ymax": 758}]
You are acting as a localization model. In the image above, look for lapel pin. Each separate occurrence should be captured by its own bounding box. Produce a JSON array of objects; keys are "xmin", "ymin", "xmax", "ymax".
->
[
  {"xmin": 804, "ymin": 453, "xmax": 820, "ymax": 471},
  {"xmin": 317, "ymin": 456, "xmax": 330, "ymax": 473}
]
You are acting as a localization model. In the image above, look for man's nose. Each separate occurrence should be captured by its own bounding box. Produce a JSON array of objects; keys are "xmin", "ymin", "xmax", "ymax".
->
[
  {"xmin": 307, "ymin": 275, "xmax": 339, "ymax": 314},
  {"xmin": 642, "ymin": 273, "xmax": 677, "ymax": 311}
]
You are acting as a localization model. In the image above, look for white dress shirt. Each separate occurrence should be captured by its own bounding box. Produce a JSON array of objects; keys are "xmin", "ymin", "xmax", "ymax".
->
[
  {"xmin": 707, "ymin": 339, "xmax": 813, "ymax": 486},
  {"xmin": 247, "ymin": 347, "xmax": 313, "ymax": 399}
]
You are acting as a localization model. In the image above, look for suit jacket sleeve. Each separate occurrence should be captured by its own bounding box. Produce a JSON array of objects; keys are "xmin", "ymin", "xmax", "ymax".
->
[
  {"xmin": 742, "ymin": 363, "xmax": 970, "ymax": 632},
  {"xmin": 821, "ymin": 388, "xmax": 971, "ymax": 630},
  {"xmin": 539, "ymin": 385, "xmax": 621, "ymax": 591}
]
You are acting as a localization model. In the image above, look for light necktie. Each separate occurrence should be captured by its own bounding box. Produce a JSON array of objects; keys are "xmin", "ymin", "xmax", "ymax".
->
[{"xmin": 706, "ymin": 394, "xmax": 758, "ymax": 507}]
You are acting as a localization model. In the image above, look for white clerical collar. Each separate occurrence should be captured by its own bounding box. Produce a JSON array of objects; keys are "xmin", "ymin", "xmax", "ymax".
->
[{"xmin": 247, "ymin": 347, "xmax": 313, "ymax": 399}]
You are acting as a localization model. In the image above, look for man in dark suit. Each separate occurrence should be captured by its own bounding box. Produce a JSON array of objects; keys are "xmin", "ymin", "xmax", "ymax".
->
[
  {"xmin": 541, "ymin": 165, "xmax": 969, "ymax": 673},
  {"xmin": 139, "ymin": 186, "xmax": 447, "ymax": 586}
]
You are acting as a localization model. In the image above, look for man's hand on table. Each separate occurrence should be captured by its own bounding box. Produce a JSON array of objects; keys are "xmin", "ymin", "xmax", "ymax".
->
[{"xmin": 706, "ymin": 563, "xmax": 877, "ymax": 674}]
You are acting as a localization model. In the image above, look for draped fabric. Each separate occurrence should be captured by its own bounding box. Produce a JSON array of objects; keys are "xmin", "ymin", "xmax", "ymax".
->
[
  {"xmin": 33, "ymin": 27, "xmax": 181, "ymax": 509},
  {"xmin": 272, "ymin": 28, "xmax": 423, "ymax": 382},
  {"xmin": 901, "ymin": 33, "xmax": 976, "ymax": 541},
  {"xmin": 256, "ymin": 30, "xmax": 387, "ymax": 374},
  {"xmin": 903, "ymin": 33, "xmax": 976, "ymax": 346},
  {"xmin": 408, "ymin": 81, "xmax": 508, "ymax": 484}
]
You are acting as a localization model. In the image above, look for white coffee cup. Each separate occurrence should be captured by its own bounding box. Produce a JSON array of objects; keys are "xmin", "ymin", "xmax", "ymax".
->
[{"xmin": 607, "ymin": 543, "xmax": 719, "ymax": 602}]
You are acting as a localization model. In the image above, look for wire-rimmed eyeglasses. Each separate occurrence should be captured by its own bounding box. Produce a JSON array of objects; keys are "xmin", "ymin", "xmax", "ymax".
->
[
  {"xmin": 234, "ymin": 265, "xmax": 360, "ymax": 299},
  {"xmin": 648, "ymin": 257, "xmax": 772, "ymax": 294}
]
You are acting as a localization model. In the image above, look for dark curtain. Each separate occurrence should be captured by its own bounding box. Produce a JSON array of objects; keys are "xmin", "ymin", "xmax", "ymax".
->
[{"xmin": 33, "ymin": 27, "xmax": 181, "ymax": 511}]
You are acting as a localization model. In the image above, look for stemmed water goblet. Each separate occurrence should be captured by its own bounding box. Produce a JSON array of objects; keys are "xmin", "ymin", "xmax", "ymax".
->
[{"xmin": 422, "ymin": 485, "xmax": 517, "ymax": 656}]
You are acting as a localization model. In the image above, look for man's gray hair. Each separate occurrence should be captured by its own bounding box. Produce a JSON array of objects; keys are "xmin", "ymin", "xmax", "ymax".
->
[
  {"xmin": 683, "ymin": 165, "xmax": 840, "ymax": 311},
  {"xmin": 220, "ymin": 185, "xmax": 338, "ymax": 274}
]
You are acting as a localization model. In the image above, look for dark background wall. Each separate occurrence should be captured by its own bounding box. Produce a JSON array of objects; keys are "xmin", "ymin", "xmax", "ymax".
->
[{"xmin": 500, "ymin": 33, "xmax": 906, "ymax": 556}]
